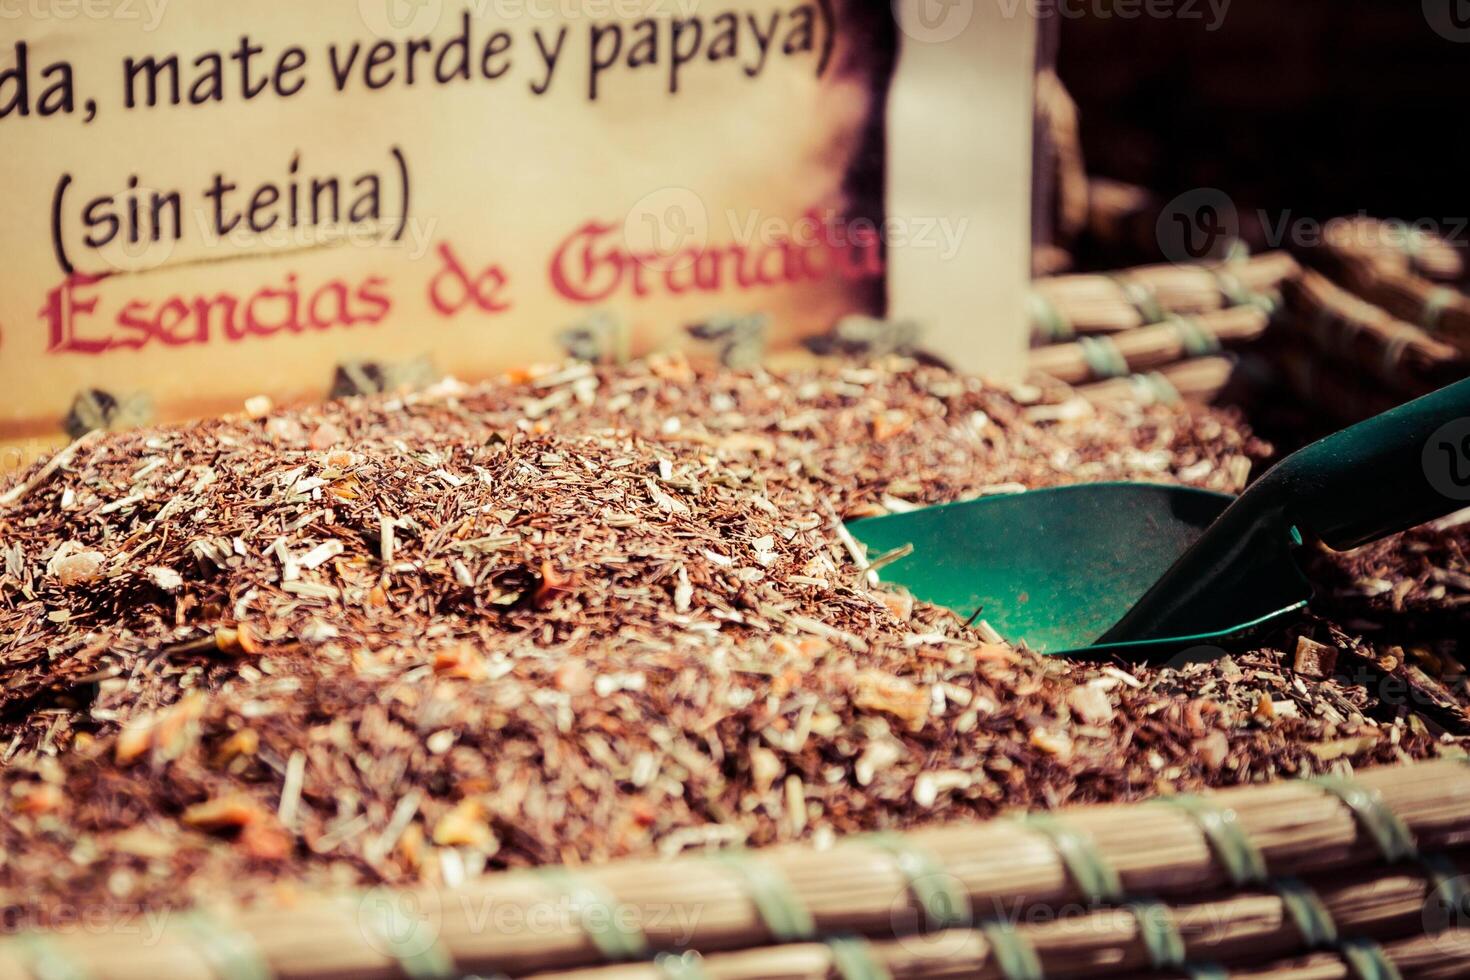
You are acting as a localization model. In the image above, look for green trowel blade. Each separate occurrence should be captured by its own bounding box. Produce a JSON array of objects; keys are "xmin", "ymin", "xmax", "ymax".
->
[{"xmin": 847, "ymin": 483, "xmax": 1301, "ymax": 656}]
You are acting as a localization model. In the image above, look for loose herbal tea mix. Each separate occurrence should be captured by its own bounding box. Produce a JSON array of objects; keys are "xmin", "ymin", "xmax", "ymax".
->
[
  {"xmin": 0, "ymin": 357, "xmax": 1465, "ymax": 922},
  {"xmin": 0, "ymin": 1, "xmax": 1034, "ymax": 438}
]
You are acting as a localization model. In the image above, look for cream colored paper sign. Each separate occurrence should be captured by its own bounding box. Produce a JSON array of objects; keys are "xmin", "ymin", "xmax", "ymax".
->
[{"xmin": 0, "ymin": 0, "xmax": 1033, "ymax": 436}]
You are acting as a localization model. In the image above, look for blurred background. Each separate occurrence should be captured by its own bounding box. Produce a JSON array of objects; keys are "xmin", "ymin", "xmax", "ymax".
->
[{"xmin": 1027, "ymin": 0, "xmax": 1470, "ymax": 445}]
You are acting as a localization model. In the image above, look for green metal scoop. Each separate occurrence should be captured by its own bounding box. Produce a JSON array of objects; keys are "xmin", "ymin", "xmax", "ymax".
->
[{"xmin": 849, "ymin": 378, "xmax": 1470, "ymax": 659}]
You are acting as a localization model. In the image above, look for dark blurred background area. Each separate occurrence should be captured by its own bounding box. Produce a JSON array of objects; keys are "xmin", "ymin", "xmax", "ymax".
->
[{"xmin": 1039, "ymin": 0, "xmax": 1470, "ymax": 270}]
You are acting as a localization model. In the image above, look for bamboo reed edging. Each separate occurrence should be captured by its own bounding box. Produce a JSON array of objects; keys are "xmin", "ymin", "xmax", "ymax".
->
[
  {"xmin": 1322, "ymin": 216, "xmax": 1465, "ymax": 286},
  {"xmin": 1028, "ymin": 253, "xmax": 1298, "ymax": 345},
  {"xmin": 1226, "ymin": 929, "xmax": 1470, "ymax": 980},
  {"xmin": 3, "ymin": 758, "xmax": 1470, "ymax": 980},
  {"xmin": 1028, "ymin": 306, "xmax": 1269, "ymax": 386},
  {"xmin": 531, "ymin": 930, "xmax": 1470, "ymax": 980},
  {"xmin": 520, "ymin": 853, "xmax": 1470, "ymax": 980},
  {"xmin": 1281, "ymin": 270, "xmax": 1467, "ymax": 397},
  {"xmin": 1074, "ymin": 355, "xmax": 1239, "ymax": 407},
  {"xmin": 1349, "ymin": 271, "xmax": 1470, "ymax": 358}
]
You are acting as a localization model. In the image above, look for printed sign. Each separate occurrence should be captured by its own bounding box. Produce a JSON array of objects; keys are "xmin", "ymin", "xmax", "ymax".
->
[{"xmin": 0, "ymin": 0, "xmax": 1035, "ymax": 436}]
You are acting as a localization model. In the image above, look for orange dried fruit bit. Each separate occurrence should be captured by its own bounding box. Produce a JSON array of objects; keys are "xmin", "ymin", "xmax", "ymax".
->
[
  {"xmin": 213, "ymin": 729, "xmax": 260, "ymax": 767},
  {"xmin": 974, "ymin": 643, "xmax": 1018, "ymax": 664},
  {"xmin": 871, "ymin": 410, "xmax": 912, "ymax": 443},
  {"xmin": 796, "ymin": 636, "xmax": 830, "ymax": 660},
  {"xmin": 648, "ymin": 350, "xmax": 694, "ymax": 383},
  {"xmin": 367, "ymin": 585, "xmax": 389, "ymax": 608},
  {"xmin": 879, "ymin": 591, "xmax": 914, "ymax": 622},
  {"xmin": 553, "ymin": 660, "xmax": 591, "ymax": 695},
  {"xmin": 770, "ymin": 666, "xmax": 802, "ymax": 699},
  {"xmin": 432, "ymin": 799, "xmax": 497, "ymax": 851},
  {"xmin": 328, "ymin": 478, "xmax": 362, "ymax": 502},
  {"xmin": 154, "ymin": 692, "xmax": 207, "ymax": 757},
  {"xmin": 14, "ymin": 783, "xmax": 62, "ymax": 815},
  {"xmin": 309, "ymin": 422, "xmax": 347, "ymax": 450},
  {"xmin": 1029, "ymin": 728, "xmax": 1074, "ymax": 761},
  {"xmin": 533, "ymin": 561, "xmax": 575, "ymax": 608},
  {"xmin": 182, "ymin": 795, "xmax": 263, "ymax": 831},
  {"xmin": 433, "ymin": 644, "xmax": 487, "ymax": 681},
  {"xmin": 239, "ymin": 821, "xmax": 292, "ymax": 862},
  {"xmin": 116, "ymin": 692, "xmax": 207, "ymax": 765},
  {"xmin": 852, "ymin": 670, "xmax": 930, "ymax": 728},
  {"xmin": 215, "ymin": 623, "xmax": 262, "ymax": 656},
  {"xmin": 115, "ymin": 719, "xmax": 155, "ymax": 766},
  {"xmin": 398, "ymin": 824, "xmax": 425, "ymax": 870}
]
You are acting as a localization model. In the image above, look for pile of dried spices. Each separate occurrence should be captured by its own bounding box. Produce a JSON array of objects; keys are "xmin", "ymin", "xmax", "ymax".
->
[{"xmin": 0, "ymin": 355, "xmax": 1464, "ymax": 925}]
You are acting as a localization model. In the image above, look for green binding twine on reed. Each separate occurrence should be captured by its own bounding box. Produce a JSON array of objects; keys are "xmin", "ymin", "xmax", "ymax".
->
[
  {"xmin": 655, "ymin": 951, "xmax": 711, "ymax": 980},
  {"xmin": 1339, "ymin": 938, "xmax": 1406, "ymax": 980},
  {"xmin": 1078, "ymin": 336, "xmax": 1131, "ymax": 380},
  {"xmin": 825, "ymin": 935, "xmax": 892, "ymax": 980},
  {"xmin": 1310, "ymin": 776, "xmax": 1419, "ymax": 864},
  {"xmin": 536, "ymin": 867, "xmax": 650, "ymax": 962},
  {"xmin": 1112, "ymin": 277, "xmax": 1166, "ymax": 324},
  {"xmin": 1250, "ymin": 289, "xmax": 1282, "ymax": 318},
  {"xmin": 1169, "ymin": 316, "xmax": 1223, "ymax": 358},
  {"xmin": 861, "ymin": 833, "xmax": 973, "ymax": 931},
  {"xmin": 980, "ymin": 920, "xmax": 1045, "ymax": 980},
  {"xmin": 1016, "ymin": 812, "xmax": 1124, "ymax": 906},
  {"xmin": 1029, "ymin": 292, "xmax": 1075, "ymax": 343},
  {"xmin": 178, "ymin": 911, "xmax": 273, "ymax": 980},
  {"xmin": 1422, "ymin": 287, "xmax": 1455, "ymax": 333},
  {"xmin": 1418, "ymin": 853, "xmax": 1470, "ymax": 935},
  {"xmin": 1211, "ymin": 268, "xmax": 1253, "ymax": 308},
  {"xmin": 1181, "ymin": 965, "xmax": 1229, "ymax": 980},
  {"xmin": 1152, "ymin": 794, "xmax": 1268, "ymax": 887},
  {"xmin": 1271, "ymin": 876, "xmax": 1339, "ymax": 949},
  {"xmin": 356, "ymin": 892, "xmax": 459, "ymax": 980},
  {"xmin": 1125, "ymin": 899, "xmax": 1188, "ymax": 970},
  {"xmin": 710, "ymin": 850, "xmax": 817, "ymax": 943},
  {"xmin": 1129, "ymin": 372, "xmax": 1181, "ymax": 406},
  {"xmin": 1381, "ymin": 334, "xmax": 1413, "ymax": 380}
]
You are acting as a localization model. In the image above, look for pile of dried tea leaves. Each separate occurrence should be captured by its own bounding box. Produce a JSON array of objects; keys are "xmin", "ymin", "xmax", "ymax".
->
[{"xmin": 0, "ymin": 356, "xmax": 1464, "ymax": 923}]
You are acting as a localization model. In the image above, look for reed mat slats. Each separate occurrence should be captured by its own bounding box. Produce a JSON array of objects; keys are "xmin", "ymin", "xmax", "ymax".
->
[
  {"xmin": 1029, "ymin": 253, "xmax": 1297, "ymax": 345},
  {"xmin": 1029, "ymin": 306, "xmax": 1268, "ymax": 386},
  {"xmin": 1282, "ymin": 270, "xmax": 1466, "ymax": 397},
  {"xmin": 4, "ymin": 757, "xmax": 1470, "ymax": 980}
]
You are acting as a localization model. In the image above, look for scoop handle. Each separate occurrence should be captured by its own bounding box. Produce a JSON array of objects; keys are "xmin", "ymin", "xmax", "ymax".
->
[{"xmin": 1266, "ymin": 376, "xmax": 1470, "ymax": 550}]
